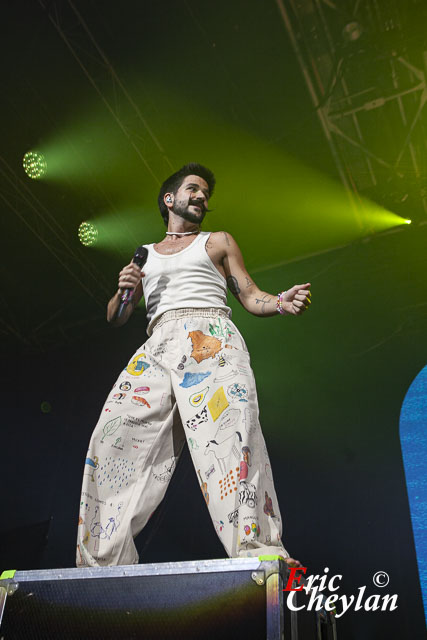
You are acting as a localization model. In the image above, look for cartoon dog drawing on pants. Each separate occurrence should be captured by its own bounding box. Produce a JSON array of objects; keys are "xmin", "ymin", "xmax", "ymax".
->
[{"xmin": 204, "ymin": 431, "xmax": 242, "ymax": 474}]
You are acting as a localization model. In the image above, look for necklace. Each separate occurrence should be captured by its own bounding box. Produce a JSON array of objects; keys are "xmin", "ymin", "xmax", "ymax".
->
[{"xmin": 165, "ymin": 230, "xmax": 200, "ymax": 237}]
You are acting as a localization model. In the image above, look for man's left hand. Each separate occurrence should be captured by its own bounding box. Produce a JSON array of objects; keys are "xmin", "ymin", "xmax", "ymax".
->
[{"xmin": 281, "ymin": 283, "xmax": 311, "ymax": 316}]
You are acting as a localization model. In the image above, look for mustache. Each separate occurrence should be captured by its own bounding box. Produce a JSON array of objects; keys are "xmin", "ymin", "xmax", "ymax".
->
[{"xmin": 189, "ymin": 200, "xmax": 213, "ymax": 213}]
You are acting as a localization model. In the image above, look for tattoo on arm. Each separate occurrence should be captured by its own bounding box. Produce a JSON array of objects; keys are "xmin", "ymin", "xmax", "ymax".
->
[
  {"xmin": 223, "ymin": 232, "xmax": 230, "ymax": 247},
  {"xmin": 245, "ymin": 276, "xmax": 253, "ymax": 288},
  {"xmin": 255, "ymin": 294, "xmax": 274, "ymax": 314},
  {"xmin": 227, "ymin": 275, "xmax": 241, "ymax": 295}
]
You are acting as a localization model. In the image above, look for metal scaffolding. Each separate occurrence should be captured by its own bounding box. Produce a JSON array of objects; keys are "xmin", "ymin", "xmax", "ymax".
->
[{"xmin": 275, "ymin": 0, "xmax": 427, "ymax": 227}]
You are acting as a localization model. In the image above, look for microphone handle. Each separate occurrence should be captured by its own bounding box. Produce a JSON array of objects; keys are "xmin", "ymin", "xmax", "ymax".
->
[
  {"xmin": 117, "ymin": 291, "xmax": 133, "ymax": 319},
  {"xmin": 116, "ymin": 246, "xmax": 148, "ymax": 320}
]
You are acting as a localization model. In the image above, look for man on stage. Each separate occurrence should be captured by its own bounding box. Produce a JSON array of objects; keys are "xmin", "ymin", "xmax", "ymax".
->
[{"xmin": 77, "ymin": 162, "xmax": 311, "ymax": 567}]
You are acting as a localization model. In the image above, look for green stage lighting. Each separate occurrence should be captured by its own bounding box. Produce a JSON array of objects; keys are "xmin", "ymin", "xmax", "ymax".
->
[
  {"xmin": 405, "ymin": 219, "xmax": 412, "ymax": 224},
  {"xmin": 78, "ymin": 221, "xmax": 98, "ymax": 246},
  {"xmin": 23, "ymin": 151, "xmax": 47, "ymax": 179},
  {"xmin": 41, "ymin": 401, "xmax": 52, "ymax": 414}
]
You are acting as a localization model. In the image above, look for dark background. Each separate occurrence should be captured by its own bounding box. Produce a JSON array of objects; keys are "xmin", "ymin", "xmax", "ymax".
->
[{"xmin": 1, "ymin": 2, "xmax": 426, "ymax": 638}]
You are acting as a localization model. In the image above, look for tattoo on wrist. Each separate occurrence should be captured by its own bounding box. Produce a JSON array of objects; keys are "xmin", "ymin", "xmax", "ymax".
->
[
  {"xmin": 255, "ymin": 294, "xmax": 273, "ymax": 314},
  {"xmin": 227, "ymin": 275, "xmax": 241, "ymax": 295}
]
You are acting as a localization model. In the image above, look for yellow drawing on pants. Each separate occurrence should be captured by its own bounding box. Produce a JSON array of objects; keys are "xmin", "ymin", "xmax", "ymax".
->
[
  {"xmin": 189, "ymin": 386, "xmax": 209, "ymax": 407},
  {"xmin": 208, "ymin": 386, "xmax": 229, "ymax": 421},
  {"xmin": 126, "ymin": 353, "xmax": 151, "ymax": 376}
]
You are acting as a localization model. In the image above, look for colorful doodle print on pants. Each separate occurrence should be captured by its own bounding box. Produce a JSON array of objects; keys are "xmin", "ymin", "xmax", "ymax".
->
[{"xmin": 76, "ymin": 312, "xmax": 288, "ymax": 567}]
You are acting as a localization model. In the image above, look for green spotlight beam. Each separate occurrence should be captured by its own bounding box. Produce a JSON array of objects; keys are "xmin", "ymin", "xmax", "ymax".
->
[{"xmin": 38, "ymin": 84, "xmax": 410, "ymax": 268}]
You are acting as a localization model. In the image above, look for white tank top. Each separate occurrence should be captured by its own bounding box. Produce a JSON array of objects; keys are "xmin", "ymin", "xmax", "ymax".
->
[{"xmin": 142, "ymin": 231, "xmax": 231, "ymax": 334}]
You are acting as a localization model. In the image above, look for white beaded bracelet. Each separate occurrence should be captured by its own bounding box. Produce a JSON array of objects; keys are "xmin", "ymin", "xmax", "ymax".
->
[{"xmin": 276, "ymin": 291, "xmax": 287, "ymax": 315}]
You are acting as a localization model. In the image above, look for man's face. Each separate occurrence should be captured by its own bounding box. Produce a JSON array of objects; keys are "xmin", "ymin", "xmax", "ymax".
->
[{"xmin": 172, "ymin": 175, "xmax": 210, "ymax": 224}]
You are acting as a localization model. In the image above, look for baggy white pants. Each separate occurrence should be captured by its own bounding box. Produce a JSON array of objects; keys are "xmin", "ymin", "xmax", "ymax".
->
[{"xmin": 76, "ymin": 308, "xmax": 289, "ymax": 566}]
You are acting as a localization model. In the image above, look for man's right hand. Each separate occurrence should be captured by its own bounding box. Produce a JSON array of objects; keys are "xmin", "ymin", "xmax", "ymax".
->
[
  {"xmin": 118, "ymin": 262, "xmax": 145, "ymax": 296},
  {"xmin": 107, "ymin": 262, "xmax": 145, "ymax": 326}
]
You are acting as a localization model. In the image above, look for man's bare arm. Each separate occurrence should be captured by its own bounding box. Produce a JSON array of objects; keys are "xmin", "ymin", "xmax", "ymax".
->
[
  {"xmin": 222, "ymin": 233, "xmax": 311, "ymax": 317},
  {"xmin": 107, "ymin": 263, "xmax": 144, "ymax": 327}
]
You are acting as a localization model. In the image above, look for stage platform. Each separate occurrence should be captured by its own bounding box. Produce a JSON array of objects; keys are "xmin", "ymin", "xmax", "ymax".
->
[{"xmin": 0, "ymin": 556, "xmax": 336, "ymax": 639}]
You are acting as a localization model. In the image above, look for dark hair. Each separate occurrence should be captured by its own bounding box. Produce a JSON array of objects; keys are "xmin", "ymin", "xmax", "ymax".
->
[{"xmin": 157, "ymin": 163, "xmax": 216, "ymax": 226}]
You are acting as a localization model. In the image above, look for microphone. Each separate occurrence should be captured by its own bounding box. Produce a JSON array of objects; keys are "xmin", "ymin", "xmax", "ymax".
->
[{"xmin": 117, "ymin": 245, "xmax": 148, "ymax": 319}]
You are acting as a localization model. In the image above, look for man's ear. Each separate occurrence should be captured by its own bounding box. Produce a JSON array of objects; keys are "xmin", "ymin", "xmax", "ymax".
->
[{"xmin": 164, "ymin": 193, "xmax": 173, "ymax": 206}]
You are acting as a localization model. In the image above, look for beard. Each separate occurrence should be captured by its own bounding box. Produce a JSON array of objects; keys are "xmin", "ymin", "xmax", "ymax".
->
[{"xmin": 173, "ymin": 199, "xmax": 207, "ymax": 225}]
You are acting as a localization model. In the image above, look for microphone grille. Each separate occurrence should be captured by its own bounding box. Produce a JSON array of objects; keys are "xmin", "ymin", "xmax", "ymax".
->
[{"xmin": 133, "ymin": 246, "xmax": 148, "ymax": 267}]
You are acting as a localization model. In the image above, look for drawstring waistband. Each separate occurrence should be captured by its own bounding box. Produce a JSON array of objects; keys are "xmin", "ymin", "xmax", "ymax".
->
[{"xmin": 149, "ymin": 307, "xmax": 231, "ymax": 335}]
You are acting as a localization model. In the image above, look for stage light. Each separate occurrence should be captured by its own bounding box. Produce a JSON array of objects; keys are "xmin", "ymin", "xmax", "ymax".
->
[
  {"xmin": 23, "ymin": 151, "xmax": 47, "ymax": 179},
  {"xmin": 405, "ymin": 219, "xmax": 412, "ymax": 224},
  {"xmin": 342, "ymin": 21, "xmax": 362, "ymax": 42},
  {"xmin": 78, "ymin": 221, "xmax": 98, "ymax": 246},
  {"xmin": 40, "ymin": 401, "xmax": 52, "ymax": 413}
]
